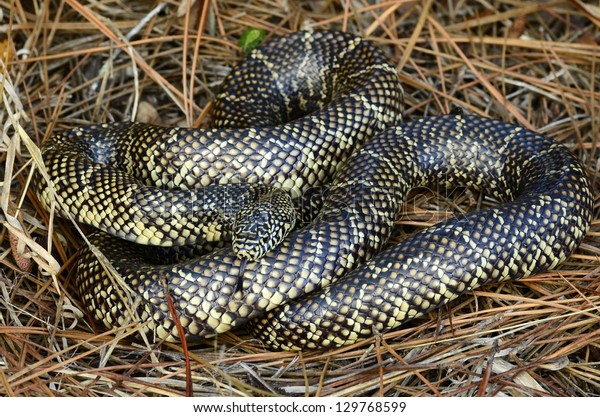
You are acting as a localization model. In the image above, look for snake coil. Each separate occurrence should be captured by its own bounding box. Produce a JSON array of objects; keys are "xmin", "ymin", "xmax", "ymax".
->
[{"xmin": 36, "ymin": 30, "xmax": 593, "ymax": 350}]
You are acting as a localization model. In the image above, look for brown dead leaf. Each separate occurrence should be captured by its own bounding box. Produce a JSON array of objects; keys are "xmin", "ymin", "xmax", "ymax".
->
[
  {"xmin": 507, "ymin": 15, "xmax": 526, "ymax": 38},
  {"xmin": 7, "ymin": 198, "xmax": 33, "ymax": 272},
  {"xmin": 0, "ymin": 33, "xmax": 15, "ymax": 69},
  {"xmin": 135, "ymin": 100, "xmax": 160, "ymax": 124}
]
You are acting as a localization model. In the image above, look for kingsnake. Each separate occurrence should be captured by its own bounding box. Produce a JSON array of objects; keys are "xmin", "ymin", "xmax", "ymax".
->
[{"xmin": 35, "ymin": 30, "xmax": 593, "ymax": 350}]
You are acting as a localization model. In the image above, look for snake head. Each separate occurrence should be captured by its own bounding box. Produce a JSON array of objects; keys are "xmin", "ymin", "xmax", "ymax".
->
[{"xmin": 232, "ymin": 188, "xmax": 296, "ymax": 260}]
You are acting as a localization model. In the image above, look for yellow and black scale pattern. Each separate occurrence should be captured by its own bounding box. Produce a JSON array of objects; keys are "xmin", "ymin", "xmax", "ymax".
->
[{"xmin": 36, "ymin": 30, "xmax": 593, "ymax": 351}]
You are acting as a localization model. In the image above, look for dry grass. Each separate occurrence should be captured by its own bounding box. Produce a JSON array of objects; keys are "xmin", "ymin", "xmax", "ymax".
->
[{"xmin": 1, "ymin": 0, "xmax": 600, "ymax": 397}]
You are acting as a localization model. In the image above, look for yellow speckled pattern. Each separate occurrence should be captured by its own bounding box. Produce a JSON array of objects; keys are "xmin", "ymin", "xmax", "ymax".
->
[
  {"xmin": 36, "ymin": 30, "xmax": 403, "ymax": 246},
  {"xmin": 251, "ymin": 112, "xmax": 593, "ymax": 349},
  {"xmin": 36, "ymin": 31, "xmax": 593, "ymax": 351}
]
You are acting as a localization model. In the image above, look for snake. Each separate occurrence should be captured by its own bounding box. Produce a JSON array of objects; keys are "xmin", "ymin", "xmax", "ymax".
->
[{"xmin": 35, "ymin": 30, "xmax": 593, "ymax": 351}]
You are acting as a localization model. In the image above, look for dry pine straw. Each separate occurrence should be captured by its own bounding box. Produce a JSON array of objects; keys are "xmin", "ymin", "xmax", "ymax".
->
[{"xmin": 0, "ymin": 0, "xmax": 600, "ymax": 397}]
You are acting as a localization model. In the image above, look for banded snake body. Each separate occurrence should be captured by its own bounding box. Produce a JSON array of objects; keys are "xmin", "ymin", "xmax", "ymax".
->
[{"xmin": 35, "ymin": 30, "xmax": 593, "ymax": 350}]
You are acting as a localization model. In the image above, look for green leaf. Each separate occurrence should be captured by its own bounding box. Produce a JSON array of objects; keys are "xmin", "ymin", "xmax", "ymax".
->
[{"xmin": 239, "ymin": 28, "xmax": 267, "ymax": 53}]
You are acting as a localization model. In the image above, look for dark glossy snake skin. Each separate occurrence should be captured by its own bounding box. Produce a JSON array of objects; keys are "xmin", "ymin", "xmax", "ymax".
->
[{"xmin": 36, "ymin": 31, "xmax": 593, "ymax": 351}]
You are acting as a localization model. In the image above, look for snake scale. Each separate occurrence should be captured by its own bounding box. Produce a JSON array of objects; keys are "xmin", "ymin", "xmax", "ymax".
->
[{"xmin": 35, "ymin": 30, "xmax": 593, "ymax": 351}]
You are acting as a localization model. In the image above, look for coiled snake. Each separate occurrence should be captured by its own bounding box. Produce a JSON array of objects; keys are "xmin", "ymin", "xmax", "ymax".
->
[{"xmin": 36, "ymin": 30, "xmax": 593, "ymax": 350}]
